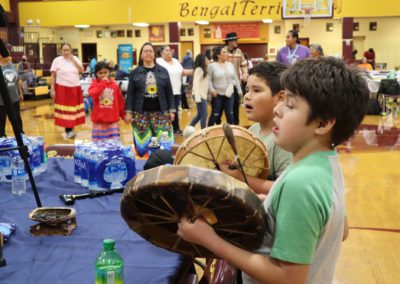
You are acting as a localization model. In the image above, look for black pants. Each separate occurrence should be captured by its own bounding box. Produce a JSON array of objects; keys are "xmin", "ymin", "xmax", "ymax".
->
[
  {"xmin": 181, "ymin": 85, "xmax": 189, "ymax": 109},
  {"xmin": 172, "ymin": 94, "xmax": 181, "ymax": 132},
  {"xmin": 0, "ymin": 101, "xmax": 24, "ymax": 137},
  {"xmin": 232, "ymin": 87, "xmax": 241, "ymax": 125},
  {"xmin": 216, "ymin": 87, "xmax": 240, "ymax": 125}
]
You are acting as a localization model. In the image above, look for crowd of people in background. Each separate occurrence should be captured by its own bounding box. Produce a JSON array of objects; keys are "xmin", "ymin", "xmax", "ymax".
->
[{"xmin": 2, "ymin": 27, "xmax": 378, "ymax": 143}]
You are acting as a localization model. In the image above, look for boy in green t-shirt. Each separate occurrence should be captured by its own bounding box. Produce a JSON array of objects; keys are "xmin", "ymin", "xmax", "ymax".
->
[
  {"xmin": 177, "ymin": 57, "xmax": 369, "ymax": 284},
  {"xmin": 221, "ymin": 62, "xmax": 292, "ymax": 195}
]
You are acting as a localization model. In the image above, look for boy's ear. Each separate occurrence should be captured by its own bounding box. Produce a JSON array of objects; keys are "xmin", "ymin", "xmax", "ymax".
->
[
  {"xmin": 276, "ymin": 90, "xmax": 286, "ymax": 103},
  {"xmin": 315, "ymin": 118, "xmax": 336, "ymax": 136}
]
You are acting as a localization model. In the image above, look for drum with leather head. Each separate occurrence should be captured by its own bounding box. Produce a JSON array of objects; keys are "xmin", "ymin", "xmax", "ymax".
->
[
  {"xmin": 174, "ymin": 125, "xmax": 268, "ymax": 177},
  {"xmin": 120, "ymin": 165, "xmax": 267, "ymax": 258}
]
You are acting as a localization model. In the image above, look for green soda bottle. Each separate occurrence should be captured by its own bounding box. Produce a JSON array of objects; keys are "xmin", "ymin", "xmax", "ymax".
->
[{"xmin": 95, "ymin": 239, "xmax": 124, "ymax": 284}]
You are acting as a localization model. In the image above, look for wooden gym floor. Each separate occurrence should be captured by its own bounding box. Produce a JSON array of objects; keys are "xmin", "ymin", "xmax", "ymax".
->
[{"xmin": 4, "ymin": 98, "xmax": 400, "ymax": 283}]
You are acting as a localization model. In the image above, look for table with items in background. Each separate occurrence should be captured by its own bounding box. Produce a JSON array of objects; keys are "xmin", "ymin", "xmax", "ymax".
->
[{"xmin": 0, "ymin": 158, "xmax": 183, "ymax": 283}]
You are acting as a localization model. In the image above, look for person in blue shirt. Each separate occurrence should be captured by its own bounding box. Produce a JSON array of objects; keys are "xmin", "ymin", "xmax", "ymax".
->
[{"xmin": 89, "ymin": 57, "xmax": 97, "ymax": 76}]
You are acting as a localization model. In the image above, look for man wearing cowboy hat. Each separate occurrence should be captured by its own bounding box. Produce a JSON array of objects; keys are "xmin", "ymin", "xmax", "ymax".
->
[{"xmin": 224, "ymin": 32, "xmax": 248, "ymax": 125}]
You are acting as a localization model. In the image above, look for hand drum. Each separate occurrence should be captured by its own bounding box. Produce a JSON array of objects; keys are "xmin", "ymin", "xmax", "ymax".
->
[
  {"xmin": 174, "ymin": 125, "xmax": 269, "ymax": 178},
  {"xmin": 120, "ymin": 165, "xmax": 267, "ymax": 258}
]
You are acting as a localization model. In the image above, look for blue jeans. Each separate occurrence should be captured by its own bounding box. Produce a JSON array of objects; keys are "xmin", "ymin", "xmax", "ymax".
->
[
  {"xmin": 216, "ymin": 87, "xmax": 241, "ymax": 125},
  {"xmin": 208, "ymin": 95, "xmax": 234, "ymax": 126},
  {"xmin": 190, "ymin": 99, "xmax": 208, "ymax": 129}
]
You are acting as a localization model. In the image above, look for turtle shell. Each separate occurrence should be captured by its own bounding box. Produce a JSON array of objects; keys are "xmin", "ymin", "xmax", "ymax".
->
[{"xmin": 29, "ymin": 207, "xmax": 76, "ymax": 226}]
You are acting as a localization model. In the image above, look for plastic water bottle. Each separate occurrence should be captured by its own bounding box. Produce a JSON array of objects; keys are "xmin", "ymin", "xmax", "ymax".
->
[
  {"xmin": 0, "ymin": 138, "xmax": 10, "ymax": 182},
  {"xmin": 95, "ymin": 239, "xmax": 124, "ymax": 284},
  {"xmin": 80, "ymin": 145, "xmax": 92, "ymax": 187},
  {"xmin": 36, "ymin": 136, "xmax": 47, "ymax": 173},
  {"xmin": 103, "ymin": 156, "xmax": 127, "ymax": 189},
  {"xmin": 159, "ymin": 131, "xmax": 172, "ymax": 152},
  {"xmin": 11, "ymin": 156, "xmax": 26, "ymax": 195},
  {"xmin": 0, "ymin": 140, "xmax": 17, "ymax": 183},
  {"xmin": 122, "ymin": 146, "xmax": 136, "ymax": 182},
  {"xmin": 73, "ymin": 145, "xmax": 82, "ymax": 184},
  {"xmin": 88, "ymin": 150, "xmax": 106, "ymax": 192},
  {"xmin": 148, "ymin": 137, "xmax": 160, "ymax": 157},
  {"xmin": 388, "ymin": 70, "xmax": 397, "ymax": 79},
  {"xmin": 29, "ymin": 138, "xmax": 41, "ymax": 176}
]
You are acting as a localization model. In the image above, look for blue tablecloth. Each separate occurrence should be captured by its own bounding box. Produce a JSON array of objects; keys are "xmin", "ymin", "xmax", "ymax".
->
[{"xmin": 0, "ymin": 158, "xmax": 182, "ymax": 284}]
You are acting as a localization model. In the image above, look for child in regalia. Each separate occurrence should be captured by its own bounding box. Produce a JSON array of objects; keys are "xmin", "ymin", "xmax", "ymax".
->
[{"xmin": 88, "ymin": 62, "xmax": 125, "ymax": 141}]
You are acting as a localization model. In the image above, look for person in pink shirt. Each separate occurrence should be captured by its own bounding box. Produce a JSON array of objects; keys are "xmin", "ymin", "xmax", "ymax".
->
[{"xmin": 50, "ymin": 43, "xmax": 84, "ymax": 139}]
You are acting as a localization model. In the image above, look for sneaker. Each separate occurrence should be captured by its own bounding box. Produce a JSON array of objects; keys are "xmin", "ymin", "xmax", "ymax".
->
[{"xmin": 66, "ymin": 131, "xmax": 75, "ymax": 139}]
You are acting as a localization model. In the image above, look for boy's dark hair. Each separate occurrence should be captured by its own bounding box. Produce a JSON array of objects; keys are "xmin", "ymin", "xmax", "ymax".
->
[
  {"xmin": 94, "ymin": 61, "xmax": 111, "ymax": 77},
  {"xmin": 281, "ymin": 57, "xmax": 369, "ymax": 146},
  {"xmin": 249, "ymin": 62, "xmax": 287, "ymax": 95}
]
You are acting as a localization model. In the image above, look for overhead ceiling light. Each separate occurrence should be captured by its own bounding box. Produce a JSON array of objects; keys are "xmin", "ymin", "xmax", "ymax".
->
[
  {"xmin": 74, "ymin": 24, "xmax": 90, "ymax": 28},
  {"xmin": 262, "ymin": 19, "xmax": 273, "ymax": 23},
  {"xmin": 132, "ymin": 22, "xmax": 149, "ymax": 27},
  {"xmin": 195, "ymin": 20, "xmax": 209, "ymax": 25}
]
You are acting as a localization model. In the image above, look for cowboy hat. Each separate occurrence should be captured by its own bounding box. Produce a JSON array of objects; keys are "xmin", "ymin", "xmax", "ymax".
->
[{"xmin": 224, "ymin": 32, "xmax": 239, "ymax": 42}]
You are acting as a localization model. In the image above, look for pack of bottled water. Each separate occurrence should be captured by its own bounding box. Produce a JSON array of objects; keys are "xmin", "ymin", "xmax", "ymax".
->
[
  {"xmin": 158, "ymin": 131, "xmax": 173, "ymax": 152},
  {"xmin": 0, "ymin": 135, "xmax": 47, "ymax": 183},
  {"xmin": 147, "ymin": 131, "xmax": 173, "ymax": 157},
  {"xmin": 73, "ymin": 140, "xmax": 136, "ymax": 192}
]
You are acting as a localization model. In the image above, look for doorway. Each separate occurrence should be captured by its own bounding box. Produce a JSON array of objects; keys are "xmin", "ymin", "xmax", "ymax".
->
[
  {"xmin": 42, "ymin": 43, "xmax": 57, "ymax": 65},
  {"xmin": 25, "ymin": 43, "xmax": 40, "ymax": 69},
  {"xmin": 180, "ymin": 41, "xmax": 194, "ymax": 61},
  {"xmin": 81, "ymin": 43, "xmax": 97, "ymax": 63},
  {"xmin": 299, "ymin": 38, "xmax": 310, "ymax": 47}
]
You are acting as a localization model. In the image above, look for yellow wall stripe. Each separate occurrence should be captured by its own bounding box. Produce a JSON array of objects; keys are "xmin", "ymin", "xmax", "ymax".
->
[
  {"xmin": 18, "ymin": 0, "xmax": 400, "ymax": 27},
  {"xmin": 0, "ymin": 0, "xmax": 10, "ymax": 12}
]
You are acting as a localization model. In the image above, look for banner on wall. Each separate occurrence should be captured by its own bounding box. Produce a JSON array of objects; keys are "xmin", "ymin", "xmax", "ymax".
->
[
  {"xmin": 212, "ymin": 23, "xmax": 260, "ymax": 39},
  {"xmin": 149, "ymin": 25, "xmax": 165, "ymax": 42},
  {"xmin": 118, "ymin": 44, "xmax": 133, "ymax": 73}
]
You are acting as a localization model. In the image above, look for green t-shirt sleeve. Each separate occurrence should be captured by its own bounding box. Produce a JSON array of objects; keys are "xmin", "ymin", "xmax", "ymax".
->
[
  {"xmin": 273, "ymin": 145, "xmax": 292, "ymax": 177},
  {"xmin": 270, "ymin": 175, "xmax": 330, "ymax": 264}
]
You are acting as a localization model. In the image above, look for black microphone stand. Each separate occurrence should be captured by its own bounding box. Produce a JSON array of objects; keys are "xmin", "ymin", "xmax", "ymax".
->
[{"xmin": 0, "ymin": 5, "xmax": 42, "ymax": 207}]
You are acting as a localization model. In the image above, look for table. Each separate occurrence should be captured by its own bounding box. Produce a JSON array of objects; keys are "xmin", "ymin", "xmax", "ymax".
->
[
  {"xmin": 369, "ymin": 71, "xmax": 400, "ymax": 93},
  {"xmin": 0, "ymin": 158, "xmax": 182, "ymax": 284}
]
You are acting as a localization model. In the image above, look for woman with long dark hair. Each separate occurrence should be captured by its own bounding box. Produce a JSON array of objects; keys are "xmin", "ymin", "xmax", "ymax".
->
[
  {"xmin": 189, "ymin": 53, "xmax": 210, "ymax": 129},
  {"xmin": 156, "ymin": 45, "xmax": 192, "ymax": 135},
  {"xmin": 207, "ymin": 46, "xmax": 242, "ymax": 126},
  {"xmin": 124, "ymin": 42, "xmax": 175, "ymax": 157}
]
